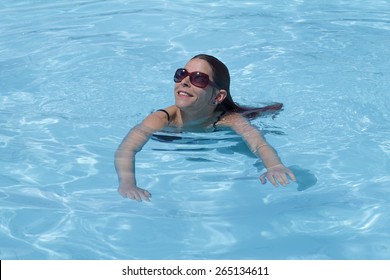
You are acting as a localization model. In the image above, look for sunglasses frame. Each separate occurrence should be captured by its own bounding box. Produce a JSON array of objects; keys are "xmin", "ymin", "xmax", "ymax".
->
[{"xmin": 174, "ymin": 68, "xmax": 220, "ymax": 89}]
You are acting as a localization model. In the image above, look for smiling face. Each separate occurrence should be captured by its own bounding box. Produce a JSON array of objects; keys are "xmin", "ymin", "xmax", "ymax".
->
[{"xmin": 174, "ymin": 58, "xmax": 217, "ymax": 114}]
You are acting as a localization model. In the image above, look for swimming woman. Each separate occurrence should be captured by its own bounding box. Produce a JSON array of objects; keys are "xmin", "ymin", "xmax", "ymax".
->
[{"xmin": 115, "ymin": 54, "xmax": 296, "ymax": 202}]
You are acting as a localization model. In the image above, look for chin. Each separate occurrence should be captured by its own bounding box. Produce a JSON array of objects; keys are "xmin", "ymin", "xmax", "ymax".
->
[
  {"xmin": 175, "ymin": 102, "xmax": 188, "ymax": 110},
  {"xmin": 175, "ymin": 97, "xmax": 193, "ymax": 109}
]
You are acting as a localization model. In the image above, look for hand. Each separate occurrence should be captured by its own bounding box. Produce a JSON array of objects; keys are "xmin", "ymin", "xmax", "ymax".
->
[
  {"xmin": 118, "ymin": 183, "xmax": 152, "ymax": 202},
  {"xmin": 260, "ymin": 164, "xmax": 296, "ymax": 187}
]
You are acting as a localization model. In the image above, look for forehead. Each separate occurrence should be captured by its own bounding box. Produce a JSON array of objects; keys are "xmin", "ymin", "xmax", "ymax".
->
[{"xmin": 184, "ymin": 58, "xmax": 213, "ymax": 75}]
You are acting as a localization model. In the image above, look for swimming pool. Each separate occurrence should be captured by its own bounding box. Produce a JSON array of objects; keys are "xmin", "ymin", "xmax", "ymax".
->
[{"xmin": 1, "ymin": 0, "xmax": 389, "ymax": 260}]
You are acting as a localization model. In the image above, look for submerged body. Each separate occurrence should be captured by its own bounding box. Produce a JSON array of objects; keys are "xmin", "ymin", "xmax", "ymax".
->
[{"xmin": 115, "ymin": 54, "xmax": 296, "ymax": 201}]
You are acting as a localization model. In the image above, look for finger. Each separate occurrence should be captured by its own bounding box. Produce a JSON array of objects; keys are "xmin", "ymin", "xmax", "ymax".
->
[
  {"xmin": 139, "ymin": 190, "xmax": 151, "ymax": 202},
  {"xmin": 143, "ymin": 189, "xmax": 152, "ymax": 198},
  {"xmin": 288, "ymin": 171, "xmax": 297, "ymax": 182},
  {"xmin": 118, "ymin": 187, "xmax": 130, "ymax": 198},
  {"xmin": 133, "ymin": 192, "xmax": 142, "ymax": 202},
  {"xmin": 118, "ymin": 189, "xmax": 127, "ymax": 198},
  {"xmin": 274, "ymin": 176, "xmax": 284, "ymax": 186},
  {"xmin": 278, "ymin": 174, "xmax": 289, "ymax": 186},
  {"xmin": 268, "ymin": 174, "xmax": 279, "ymax": 187},
  {"xmin": 259, "ymin": 174, "xmax": 267, "ymax": 184},
  {"xmin": 126, "ymin": 190, "xmax": 140, "ymax": 202}
]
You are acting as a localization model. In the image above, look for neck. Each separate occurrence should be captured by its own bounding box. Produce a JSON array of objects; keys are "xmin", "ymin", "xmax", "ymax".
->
[{"xmin": 177, "ymin": 106, "xmax": 217, "ymax": 127}]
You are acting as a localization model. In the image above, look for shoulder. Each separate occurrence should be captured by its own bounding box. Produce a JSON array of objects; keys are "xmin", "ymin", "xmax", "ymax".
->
[
  {"xmin": 217, "ymin": 111, "xmax": 261, "ymax": 135},
  {"xmin": 155, "ymin": 105, "xmax": 179, "ymax": 122},
  {"xmin": 218, "ymin": 111, "xmax": 249, "ymax": 128},
  {"xmin": 143, "ymin": 105, "xmax": 178, "ymax": 129}
]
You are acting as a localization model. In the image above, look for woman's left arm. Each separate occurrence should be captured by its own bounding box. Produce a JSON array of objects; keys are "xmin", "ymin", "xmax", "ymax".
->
[{"xmin": 220, "ymin": 113, "xmax": 296, "ymax": 187}]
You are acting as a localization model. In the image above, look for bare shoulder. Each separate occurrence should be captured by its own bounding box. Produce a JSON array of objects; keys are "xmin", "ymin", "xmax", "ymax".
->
[
  {"xmin": 163, "ymin": 105, "xmax": 178, "ymax": 118},
  {"xmin": 218, "ymin": 112, "xmax": 265, "ymax": 142},
  {"xmin": 218, "ymin": 111, "xmax": 250, "ymax": 129},
  {"xmin": 142, "ymin": 105, "xmax": 178, "ymax": 130}
]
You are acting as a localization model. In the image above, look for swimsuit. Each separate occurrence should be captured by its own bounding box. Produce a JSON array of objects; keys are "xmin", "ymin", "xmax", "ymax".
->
[
  {"xmin": 156, "ymin": 109, "xmax": 170, "ymax": 122},
  {"xmin": 156, "ymin": 109, "xmax": 225, "ymax": 131}
]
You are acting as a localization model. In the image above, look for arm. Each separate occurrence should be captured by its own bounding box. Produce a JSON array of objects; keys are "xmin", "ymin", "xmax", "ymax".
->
[
  {"xmin": 115, "ymin": 111, "xmax": 169, "ymax": 201},
  {"xmin": 221, "ymin": 113, "xmax": 296, "ymax": 187}
]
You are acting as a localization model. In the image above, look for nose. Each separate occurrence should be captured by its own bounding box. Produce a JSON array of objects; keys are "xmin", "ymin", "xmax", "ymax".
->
[{"xmin": 181, "ymin": 75, "xmax": 191, "ymax": 87}]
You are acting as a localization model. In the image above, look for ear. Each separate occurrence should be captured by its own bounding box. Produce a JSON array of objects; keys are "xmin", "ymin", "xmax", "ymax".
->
[{"xmin": 215, "ymin": 89, "xmax": 227, "ymax": 103}]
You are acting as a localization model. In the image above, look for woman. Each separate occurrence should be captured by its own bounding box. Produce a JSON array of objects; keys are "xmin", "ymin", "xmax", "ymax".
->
[{"xmin": 115, "ymin": 54, "xmax": 296, "ymax": 202}]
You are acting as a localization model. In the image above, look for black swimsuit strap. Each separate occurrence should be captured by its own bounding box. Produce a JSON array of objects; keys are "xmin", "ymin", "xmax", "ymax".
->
[{"xmin": 156, "ymin": 109, "xmax": 170, "ymax": 122}]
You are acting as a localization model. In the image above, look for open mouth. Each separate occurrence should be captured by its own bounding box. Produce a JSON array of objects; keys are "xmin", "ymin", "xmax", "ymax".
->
[{"xmin": 177, "ymin": 91, "xmax": 193, "ymax": 97}]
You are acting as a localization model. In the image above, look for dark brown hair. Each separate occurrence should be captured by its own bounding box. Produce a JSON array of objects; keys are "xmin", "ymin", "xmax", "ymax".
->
[{"xmin": 192, "ymin": 54, "xmax": 283, "ymax": 119}]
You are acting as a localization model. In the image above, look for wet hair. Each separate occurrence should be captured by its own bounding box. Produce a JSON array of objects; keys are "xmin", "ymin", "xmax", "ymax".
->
[{"xmin": 192, "ymin": 54, "xmax": 283, "ymax": 119}]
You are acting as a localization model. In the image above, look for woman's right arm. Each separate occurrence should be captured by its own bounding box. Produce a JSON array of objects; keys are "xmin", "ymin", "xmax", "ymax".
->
[{"xmin": 115, "ymin": 111, "xmax": 169, "ymax": 201}]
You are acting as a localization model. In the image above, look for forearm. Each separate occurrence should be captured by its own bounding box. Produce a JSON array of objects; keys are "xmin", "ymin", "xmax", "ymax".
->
[
  {"xmin": 231, "ymin": 117, "xmax": 283, "ymax": 169},
  {"xmin": 115, "ymin": 147, "xmax": 153, "ymax": 201},
  {"xmin": 236, "ymin": 122, "xmax": 282, "ymax": 168},
  {"xmin": 114, "ymin": 124, "xmax": 153, "ymax": 187},
  {"xmin": 252, "ymin": 143, "xmax": 282, "ymax": 169},
  {"xmin": 115, "ymin": 148, "xmax": 137, "ymax": 186}
]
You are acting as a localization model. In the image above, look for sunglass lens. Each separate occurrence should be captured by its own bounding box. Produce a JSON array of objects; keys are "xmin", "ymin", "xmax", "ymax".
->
[
  {"xmin": 190, "ymin": 72, "xmax": 209, "ymax": 88},
  {"xmin": 174, "ymin": 68, "xmax": 188, "ymax": 82}
]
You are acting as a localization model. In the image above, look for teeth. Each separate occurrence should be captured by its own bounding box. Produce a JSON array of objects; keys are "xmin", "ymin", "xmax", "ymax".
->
[{"xmin": 179, "ymin": 91, "xmax": 191, "ymax": 97}]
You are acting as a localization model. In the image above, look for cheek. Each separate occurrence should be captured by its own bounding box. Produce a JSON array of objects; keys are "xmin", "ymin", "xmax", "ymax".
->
[{"xmin": 202, "ymin": 90, "xmax": 211, "ymax": 98}]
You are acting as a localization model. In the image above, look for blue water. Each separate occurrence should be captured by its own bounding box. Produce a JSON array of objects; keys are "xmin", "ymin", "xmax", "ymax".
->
[{"xmin": 1, "ymin": 0, "xmax": 389, "ymax": 260}]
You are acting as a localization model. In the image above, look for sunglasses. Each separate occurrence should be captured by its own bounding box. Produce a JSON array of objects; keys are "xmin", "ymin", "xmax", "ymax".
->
[{"xmin": 174, "ymin": 68, "xmax": 220, "ymax": 89}]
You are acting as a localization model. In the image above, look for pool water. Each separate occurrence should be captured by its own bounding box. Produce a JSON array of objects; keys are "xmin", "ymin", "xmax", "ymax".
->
[{"xmin": 1, "ymin": 0, "xmax": 389, "ymax": 259}]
